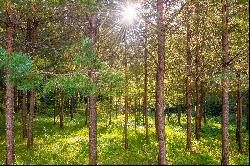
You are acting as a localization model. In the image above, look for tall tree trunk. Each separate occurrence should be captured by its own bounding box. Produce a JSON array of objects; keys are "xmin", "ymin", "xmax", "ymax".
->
[
  {"xmin": 26, "ymin": 10, "xmax": 39, "ymax": 148},
  {"xmin": 124, "ymin": 31, "xmax": 129, "ymax": 150},
  {"xmin": 27, "ymin": 89, "xmax": 35, "ymax": 149},
  {"xmin": 177, "ymin": 98, "xmax": 182, "ymax": 126},
  {"xmin": 156, "ymin": 0, "xmax": 167, "ymax": 164},
  {"xmin": 236, "ymin": 72, "xmax": 243, "ymax": 153},
  {"xmin": 143, "ymin": 28, "xmax": 149, "ymax": 142},
  {"xmin": 88, "ymin": 12, "xmax": 98, "ymax": 165},
  {"xmin": 221, "ymin": 0, "xmax": 230, "ymax": 164},
  {"xmin": 194, "ymin": 1, "xmax": 202, "ymax": 141},
  {"xmin": 186, "ymin": 8, "xmax": 192, "ymax": 151},
  {"xmin": 60, "ymin": 92, "xmax": 64, "ymax": 128},
  {"xmin": 21, "ymin": 91, "xmax": 27, "ymax": 138},
  {"xmin": 5, "ymin": 7, "xmax": 15, "ymax": 164}
]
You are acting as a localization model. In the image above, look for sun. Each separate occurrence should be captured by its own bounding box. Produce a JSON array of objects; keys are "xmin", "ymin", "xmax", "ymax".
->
[{"xmin": 121, "ymin": 4, "xmax": 138, "ymax": 24}]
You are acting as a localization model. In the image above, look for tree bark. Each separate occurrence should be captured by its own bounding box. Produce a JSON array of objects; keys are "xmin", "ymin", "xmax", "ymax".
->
[
  {"xmin": 21, "ymin": 91, "xmax": 27, "ymax": 138},
  {"xmin": 194, "ymin": 2, "xmax": 202, "ymax": 141},
  {"xmin": 185, "ymin": 8, "xmax": 192, "ymax": 151},
  {"xmin": 70, "ymin": 95, "xmax": 77, "ymax": 120},
  {"xmin": 54, "ymin": 99, "xmax": 56, "ymax": 125},
  {"xmin": 201, "ymin": 82, "xmax": 206, "ymax": 124},
  {"xmin": 27, "ymin": 89, "xmax": 35, "ymax": 149},
  {"xmin": 134, "ymin": 98, "xmax": 137, "ymax": 132},
  {"xmin": 5, "ymin": 7, "xmax": 15, "ymax": 164},
  {"xmin": 247, "ymin": 89, "xmax": 249, "ymax": 131},
  {"xmin": 88, "ymin": 12, "xmax": 98, "ymax": 165},
  {"xmin": 5, "ymin": 84, "xmax": 15, "ymax": 165},
  {"xmin": 143, "ymin": 28, "xmax": 149, "ymax": 142},
  {"xmin": 156, "ymin": 0, "xmax": 167, "ymax": 164},
  {"xmin": 89, "ymin": 96, "xmax": 97, "ymax": 165},
  {"xmin": 124, "ymin": 31, "xmax": 129, "ymax": 150},
  {"xmin": 236, "ymin": 72, "xmax": 243, "ymax": 153},
  {"xmin": 221, "ymin": 0, "xmax": 230, "ymax": 164}
]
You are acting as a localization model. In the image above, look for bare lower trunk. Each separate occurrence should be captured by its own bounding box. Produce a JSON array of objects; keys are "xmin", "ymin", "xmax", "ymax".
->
[
  {"xmin": 109, "ymin": 96, "xmax": 113, "ymax": 125},
  {"xmin": 21, "ymin": 91, "xmax": 27, "ymax": 138},
  {"xmin": 134, "ymin": 98, "xmax": 137, "ymax": 132},
  {"xmin": 201, "ymin": 83, "xmax": 206, "ymax": 124},
  {"xmin": 247, "ymin": 92, "xmax": 249, "ymax": 130},
  {"xmin": 70, "ymin": 95, "xmax": 77, "ymax": 121},
  {"xmin": 5, "ymin": 84, "xmax": 15, "ymax": 164},
  {"xmin": 27, "ymin": 89, "xmax": 35, "ymax": 149},
  {"xmin": 221, "ymin": 0, "xmax": 230, "ymax": 164},
  {"xmin": 236, "ymin": 72, "xmax": 243, "ymax": 153},
  {"xmin": 89, "ymin": 96, "xmax": 97, "ymax": 165}
]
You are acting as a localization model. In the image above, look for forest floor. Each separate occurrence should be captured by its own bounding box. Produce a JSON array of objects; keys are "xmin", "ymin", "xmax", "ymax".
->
[{"xmin": 0, "ymin": 110, "xmax": 249, "ymax": 165}]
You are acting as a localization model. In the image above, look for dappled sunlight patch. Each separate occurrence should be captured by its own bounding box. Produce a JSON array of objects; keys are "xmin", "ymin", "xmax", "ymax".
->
[{"xmin": 0, "ymin": 113, "xmax": 248, "ymax": 164}]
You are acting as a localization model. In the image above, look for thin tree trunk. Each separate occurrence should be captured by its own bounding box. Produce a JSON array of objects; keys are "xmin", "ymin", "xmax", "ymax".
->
[
  {"xmin": 221, "ymin": 0, "xmax": 230, "ymax": 164},
  {"xmin": 201, "ymin": 82, "xmax": 206, "ymax": 124},
  {"xmin": 60, "ymin": 92, "xmax": 64, "ymax": 128},
  {"xmin": 109, "ymin": 96, "xmax": 113, "ymax": 125},
  {"xmin": 134, "ymin": 98, "xmax": 137, "ymax": 132},
  {"xmin": 54, "ymin": 99, "xmax": 56, "ymax": 125},
  {"xmin": 194, "ymin": 2, "xmax": 202, "ymax": 141},
  {"xmin": 156, "ymin": 0, "xmax": 167, "ymax": 164},
  {"xmin": 247, "ymin": 90, "xmax": 249, "ymax": 130},
  {"xmin": 27, "ymin": 89, "xmax": 35, "ymax": 149},
  {"xmin": 236, "ymin": 72, "xmax": 243, "ymax": 153},
  {"xmin": 21, "ymin": 91, "xmax": 27, "ymax": 138},
  {"xmin": 89, "ymin": 95, "xmax": 97, "ymax": 165},
  {"xmin": 5, "ymin": 7, "xmax": 15, "ymax": 164},
  {"xmin": 143, "ymin": 32, "xmax": 149, "ymax": 142},
  {"xmin": 115, "ymin": 98, "xmax": 118, "ymax": 119},
  {"xmin": 14, "ymin": 87, "xmax": 17, "ymax": 113},
  {"xmin": 186, "ymin": 7, "xmax": 192, "ymax": 151},
  {"xmin": 70, "ymin": 95, "xmax": 77, "ymax": 120},
  {"xmin": 88, "ymin": 13, "xmax": 98, "ymax": 165},
  {"xmin": 124, "ymin": 31, "xmax": 129, "ymax": 150}
]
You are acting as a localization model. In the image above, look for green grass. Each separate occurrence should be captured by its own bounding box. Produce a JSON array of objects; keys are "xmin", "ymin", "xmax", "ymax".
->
[{"xmin": 0, "ymin": 110, "xmax": 249, "ymax": 165}]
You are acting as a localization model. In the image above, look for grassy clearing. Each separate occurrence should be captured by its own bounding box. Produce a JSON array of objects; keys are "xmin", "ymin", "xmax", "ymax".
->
[{"xmin": 0, "ymin": 111, "xmax": 249, "ymax": 165}]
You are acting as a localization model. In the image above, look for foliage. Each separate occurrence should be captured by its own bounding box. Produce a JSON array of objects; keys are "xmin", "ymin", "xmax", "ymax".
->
[{"xmin": 0, "ymin": 47, "xmax": 32, "ymax": 84}]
